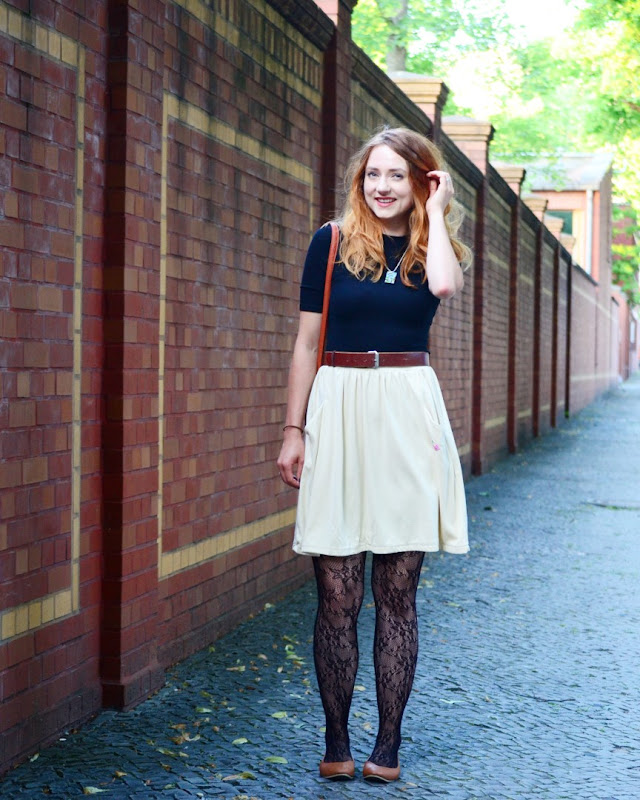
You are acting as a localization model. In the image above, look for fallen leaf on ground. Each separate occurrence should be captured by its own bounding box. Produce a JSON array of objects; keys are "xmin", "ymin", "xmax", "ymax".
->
[
  {"xmin": 222, "ymin": 771, "xmax": 257, "ymax": 781},
  {"xmin": 271, "ymin": 711, "xmax": 288, "ymax": 719},
  {"xmin": 265, "ymin": 756, "xmax": 288, "ymax": 764},
  {"xmin": 232, "ymin": 737, "xmax": 249, "ymax": 745},
  {"xmin": 83, "ymin": 789, "xmax": 107, "ymax": 795}
]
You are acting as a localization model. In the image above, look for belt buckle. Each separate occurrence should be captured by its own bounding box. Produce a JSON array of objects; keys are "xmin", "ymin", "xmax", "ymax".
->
[{"xmin": 367, "ymin": 350, "xmax": 380, "ymax": 368}]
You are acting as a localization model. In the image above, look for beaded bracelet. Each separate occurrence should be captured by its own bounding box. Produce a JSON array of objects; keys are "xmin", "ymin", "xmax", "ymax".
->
[{"xmin": 282, "ymin": 424, "xmax": 304, "ymax": 433}]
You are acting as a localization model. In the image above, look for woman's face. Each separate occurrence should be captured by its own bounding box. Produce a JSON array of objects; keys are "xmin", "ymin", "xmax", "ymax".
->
[{"xmin": 363, "ymin": 144, "xmax": 415, "ymax": 236}]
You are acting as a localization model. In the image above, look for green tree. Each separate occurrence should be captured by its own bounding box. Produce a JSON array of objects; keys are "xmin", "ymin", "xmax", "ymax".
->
[
  {"xmin": 575, "ymin": 0, "xmax": 640, "ymax": 141},
  {"xmin": 612, "ymin": 206, "xmax": 640, "ymax": 307},
  {"xmin": 467, "ymin": 40, "xmax": 593, "ymax": 161},
  {"xmin": 352, "ymin": 0, "xmax": 510, "ymax": 73}
]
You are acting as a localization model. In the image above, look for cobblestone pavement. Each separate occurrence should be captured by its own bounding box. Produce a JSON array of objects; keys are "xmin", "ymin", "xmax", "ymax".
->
[{"xmin": 2, "ymin": 373, "xmax": 640, "ymax": 800}]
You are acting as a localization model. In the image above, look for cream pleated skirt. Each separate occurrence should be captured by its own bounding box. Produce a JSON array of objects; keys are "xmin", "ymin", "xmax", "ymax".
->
[{"xmin": 293, "ymin": 365, "xmax": 469, "ymax": 557}]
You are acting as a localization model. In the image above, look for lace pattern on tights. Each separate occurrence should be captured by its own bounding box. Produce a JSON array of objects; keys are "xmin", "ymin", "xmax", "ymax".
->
[{"xmin": 312, "ymin": 551, "xmax": 424, "ymax": 767}]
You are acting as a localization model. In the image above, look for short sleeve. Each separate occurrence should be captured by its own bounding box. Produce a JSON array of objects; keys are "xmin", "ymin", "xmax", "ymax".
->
[{"xmin": 299, "ymin": 225, "xmax": 336, "ymax": 313}]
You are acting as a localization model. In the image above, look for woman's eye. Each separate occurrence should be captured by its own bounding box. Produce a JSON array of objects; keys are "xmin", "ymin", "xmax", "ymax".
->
[{"xmin": 367, "ymin": 171, "xmax": 378, "ymax": 178}]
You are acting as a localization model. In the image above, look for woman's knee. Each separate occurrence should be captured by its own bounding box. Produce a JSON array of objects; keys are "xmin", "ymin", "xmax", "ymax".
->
[
  {"xmin": 371, "ymin": 551, "xmax": 424, "ymax": 611},
  {"xmin": 313, "ymin": 553, "xmax": 366, "ymax": 616}
]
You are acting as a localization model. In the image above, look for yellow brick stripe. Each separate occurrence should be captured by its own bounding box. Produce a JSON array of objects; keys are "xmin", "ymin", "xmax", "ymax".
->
[
  {"xmin": 171, "ymin": 0, "xmax": 322, "ymax": 108},
  {"xmin": 158, "ymin": 97, "xmax": 169, "ymax": 574},
  {"xmin": 71, "ymin": 47, "xmax": 86, "ymax": 612},
  {"xmin": 0, "ymin": 3, "xmax": 79, "ymax": 66},
  {"xmin": 160, "ymin": 508, "xmax": 296, "ymax": 578},
  {"xmin": 1, "ymin": 590, "xmax": 73, "ymax": 642},
  {"xmin": 166, "ymin": 94, "xmax": 313, "ymax": 186}
]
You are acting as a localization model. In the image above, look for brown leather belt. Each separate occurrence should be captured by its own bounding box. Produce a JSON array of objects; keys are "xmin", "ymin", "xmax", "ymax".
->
[{"xmin": 322, "ymin": 351, "xmax": 430, "ymax": 368}]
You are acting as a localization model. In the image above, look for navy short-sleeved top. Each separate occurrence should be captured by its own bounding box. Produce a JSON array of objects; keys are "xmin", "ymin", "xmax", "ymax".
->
[{"xmin": 300, "ymin": 225, "xmax": 440, "ymax": 353}]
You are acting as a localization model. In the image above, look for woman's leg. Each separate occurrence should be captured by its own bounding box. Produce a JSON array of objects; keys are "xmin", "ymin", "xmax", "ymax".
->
[
  {"xmin": 369, "ymin": 550, "xmax": 425, "ymax": 768},
  {"xmin": 312, "ymin": 553, "xmax": 366, "ymax": 763}
]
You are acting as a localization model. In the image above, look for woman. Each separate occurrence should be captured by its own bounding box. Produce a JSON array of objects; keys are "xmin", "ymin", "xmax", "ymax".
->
[{"xmin": 277, "ymin": 127, "xmax": 470, "ymax": 783}]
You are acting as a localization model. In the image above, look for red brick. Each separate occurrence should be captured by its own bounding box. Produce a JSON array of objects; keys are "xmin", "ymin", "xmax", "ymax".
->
[{"xmin": 9, "ymin": 400, "xmax": 36, "ymax": 428}]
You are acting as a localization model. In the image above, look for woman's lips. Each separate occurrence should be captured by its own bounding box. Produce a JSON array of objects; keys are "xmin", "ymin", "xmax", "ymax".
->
[{"xmin": 375, "ymin": 197, "xmax": 395, "ymax": 205}]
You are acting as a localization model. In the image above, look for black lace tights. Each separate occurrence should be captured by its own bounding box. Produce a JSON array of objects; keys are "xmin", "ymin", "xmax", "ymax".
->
[{"xmin": 312, "ymin": 551, "xmax": 424, "ymax": 768}]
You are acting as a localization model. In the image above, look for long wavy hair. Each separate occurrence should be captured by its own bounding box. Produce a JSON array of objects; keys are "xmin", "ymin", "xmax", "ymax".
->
[{"xmin": 336, "ymin": 128, "xmax": 472, "ymax": 285}]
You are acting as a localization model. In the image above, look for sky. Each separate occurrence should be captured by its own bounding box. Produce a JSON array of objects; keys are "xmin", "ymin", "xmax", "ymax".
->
[{"xmin": 501, "ymin": 0, "xmax": 580, "ymax": 41}]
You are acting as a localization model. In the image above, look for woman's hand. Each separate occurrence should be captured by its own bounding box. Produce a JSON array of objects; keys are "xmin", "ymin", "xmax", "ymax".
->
[
  {"xmin": 277, "ymin": 428, "xmax": 305, "ymax": 488},
  {"xmin": 425, "ymin": 170, "xmax": 454, "ymax": 217}
]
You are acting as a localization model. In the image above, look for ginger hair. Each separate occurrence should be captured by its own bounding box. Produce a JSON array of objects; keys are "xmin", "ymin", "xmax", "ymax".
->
[{"xmin": 335, "ymin": 127, "xmax": 472, "ymax": 285}]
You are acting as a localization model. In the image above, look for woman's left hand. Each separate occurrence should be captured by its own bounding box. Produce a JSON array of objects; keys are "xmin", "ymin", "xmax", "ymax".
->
[{"xmin": 425, "ymin": 170, "xmax": 454, "ymax": 216}]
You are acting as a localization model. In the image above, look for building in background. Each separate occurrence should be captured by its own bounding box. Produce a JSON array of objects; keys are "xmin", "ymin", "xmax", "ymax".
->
[{"xmin": 528, "ymin": 153, "xmax": 613, "ymax": 281}]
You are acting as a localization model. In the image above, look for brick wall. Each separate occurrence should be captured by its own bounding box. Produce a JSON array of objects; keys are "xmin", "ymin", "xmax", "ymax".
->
[
  {"xmin": 569, "ymin": 266, "xmax": 599, "ymax": 412},
  {"xmin": 0, "ymin": 0, "xmax": 107, "ymax": 770},
  {"xmin": 0, "ymin": 0, "xmax": 625, "ymax": 773}
]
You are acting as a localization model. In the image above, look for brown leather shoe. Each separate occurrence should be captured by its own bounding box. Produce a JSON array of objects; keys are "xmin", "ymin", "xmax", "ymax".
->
[
  {"xmin": 363, "ymin": 760, "xmax": 401, "ymax": 783},
  {"xmin": 319, "ymin": 759, "xmax": 355, "ymax": 780}
]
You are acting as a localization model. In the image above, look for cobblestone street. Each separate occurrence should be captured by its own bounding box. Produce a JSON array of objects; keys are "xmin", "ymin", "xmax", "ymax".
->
[{"xmin": 2, "ymin": 373, "xmax": 639, "ymax": 800}]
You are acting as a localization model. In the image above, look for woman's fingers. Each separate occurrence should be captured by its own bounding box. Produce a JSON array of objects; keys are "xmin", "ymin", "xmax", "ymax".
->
[
  {"xmin": 426, "ymin": 170, "xmax": 454, "ymax": 209},
  {"xmin": 427, "ymin": 171, "xmax": 453, "ymax": 191},
  {"xmin": 277, "ymin": 448, "xmax": 304, "ymax": 488}
]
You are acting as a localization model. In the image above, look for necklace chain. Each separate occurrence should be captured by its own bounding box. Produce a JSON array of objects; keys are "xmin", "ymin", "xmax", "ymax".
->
[{"xmin": 384, "ymin": 245, "xmax": 408, "ymax": 285}]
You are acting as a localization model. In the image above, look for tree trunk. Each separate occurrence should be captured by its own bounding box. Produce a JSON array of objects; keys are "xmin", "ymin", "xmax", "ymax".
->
[{"xmin": 387, "ymin": 42, "xmax": 407, "ymax": 71}]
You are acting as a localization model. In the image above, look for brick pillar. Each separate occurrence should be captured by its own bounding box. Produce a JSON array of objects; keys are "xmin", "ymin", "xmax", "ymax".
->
[
  {"xmin": 565, "ymin": 253, "xmax": 573, "ymax": 416},
  {"xmin": 101, "ymin": 0, "xmax": 165, "ymax": 708},
  {"xmin": 497, "ymin": 166, "xmax": 526, "ymax": 454},
  {"xmin": 524, "ymin": 195, "xmax": 547, "ymax": 221},
  {"xmin": 523, "ymin": 197, "xmax": 547, "ymax": 437},
  {"xmin": 497, "ymin": 165, "xmax": 526, "ymax": 197},
  {"xmin": 388, "ymin": 73, "xmax": 449, "ymax": 142},
  {"xmin": 550, "ymin": 245, "xmax": 560, "ymax": 427},
  {"xmin": 545, "ymin": 214, "xmax": 564, "ymax": 239},
  {"xmin": 319, "ymin": 0, "xmax": 356, "ymax": 221},
  {"xmin": 560, "ymin": 233, "xmax": 576, "ymax": 256},
  {"xmin": 545, "ymin": 214, "xmax": 563, "ymax": 429},
  {"xmin": 442, "ymin": 118, "xmax": 493, "ymax": 473},
  {"xmin": 442, "ymin": 117, "xmax": 494, "ymax": 173}
]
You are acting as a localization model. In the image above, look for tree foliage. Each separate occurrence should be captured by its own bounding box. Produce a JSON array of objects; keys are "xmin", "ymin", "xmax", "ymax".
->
[
  {"xmin": 575, "ymin": 0, "xmax": 640, "ymax": 141},
  {"xmin": 352, "ymin": 0, "xmax": 511, "ymax": 74},
  {"xmin": 612, "ymin": 206, "xmax": 640, "ymax": 307}
]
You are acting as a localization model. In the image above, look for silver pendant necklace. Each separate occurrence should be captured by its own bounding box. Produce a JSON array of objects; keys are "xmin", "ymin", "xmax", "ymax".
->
[
  {"xmin": 384, "ymin": 246, "xmax": 408, "ymax": 285},
  {"xmin": 384, "ymin": 268, "xmax": 398, "ymax": 284}
]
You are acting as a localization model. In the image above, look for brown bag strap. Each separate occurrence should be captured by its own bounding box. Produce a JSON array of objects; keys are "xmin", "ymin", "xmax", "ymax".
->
[{"xmin": 316, "ymin": 222, "xmax": 339, "ymax": 372}]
